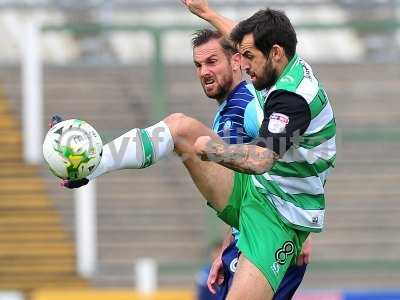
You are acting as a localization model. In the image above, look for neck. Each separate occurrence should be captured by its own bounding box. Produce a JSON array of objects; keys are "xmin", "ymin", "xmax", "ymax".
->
[
  {"xmin": 216, "ymin": 98, "xmax": 225, "ymax": 105},
  {"xmin": 276, "ymin": 56, "xmax": 289, "ymax": 77},
  {"xmin": 216, "ymin": 78, "xmax": 243, "ymax": 105}
]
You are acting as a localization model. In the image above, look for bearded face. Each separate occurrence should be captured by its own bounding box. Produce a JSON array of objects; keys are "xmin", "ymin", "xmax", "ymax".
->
[
  {"xmin": 251, "ymin": 55, "xmax": 279, "ymax": 91},
  {"xmin": 193, "ymin": 39, "xmax": 234, "ymax": 102},
  {"xmin": 200, "ymin": 68, "xmax": 233, "ymax": 100},
  {"xmin": 239, "ymin": 34, "xmax": 280, "ymax": 91}
]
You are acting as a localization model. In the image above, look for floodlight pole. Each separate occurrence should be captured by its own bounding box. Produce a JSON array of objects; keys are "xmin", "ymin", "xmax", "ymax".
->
[
  {"xmin": 22, "ymin": 22, "xmax": 98, "ymax": 277},
  {"xmin": 22, "ymin": 20, "xmax": 43, "ymax": 164},
  {"xmin": 75, "ymin": 180, "xmax": 98, "ymax": 278}
]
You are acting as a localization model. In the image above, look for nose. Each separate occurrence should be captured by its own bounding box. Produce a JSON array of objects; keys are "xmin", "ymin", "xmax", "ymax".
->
[
  {"xmin": 200, "ymin": 65, "xmax": 211, "ymax": 77},
  {"xmin": 241, "ymin": 58, "xmax": 250, "ymax": 71}
]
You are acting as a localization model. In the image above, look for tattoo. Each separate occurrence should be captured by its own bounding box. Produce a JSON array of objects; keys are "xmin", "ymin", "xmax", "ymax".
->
[{"xmin": 201, "ymin": 140, "xmax": 279, "ymax": 174}]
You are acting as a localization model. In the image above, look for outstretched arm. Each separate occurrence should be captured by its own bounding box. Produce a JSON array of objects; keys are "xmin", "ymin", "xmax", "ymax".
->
[
  {"xmin": 195, "ymin": 136, "xmax": 279, "ymax": 175},
  {"xmin": 195, "ymin": 91, "xmax": 315, "ymax": 175},
  {"xmin": 181, "ymin": 0, "xmax": 236, "ymax": 37}
]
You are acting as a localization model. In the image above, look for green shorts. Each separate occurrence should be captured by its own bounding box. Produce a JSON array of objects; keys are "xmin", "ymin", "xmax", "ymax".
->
[{"xmin": 217, "ymin": 172, "xmax": 309, "ymax": 292}]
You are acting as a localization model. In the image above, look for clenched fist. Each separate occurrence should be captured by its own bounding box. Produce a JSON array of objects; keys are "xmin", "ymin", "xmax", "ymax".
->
[{"xmin": 180, "ymin": 0, "xmax": 211, "ymax": 19}]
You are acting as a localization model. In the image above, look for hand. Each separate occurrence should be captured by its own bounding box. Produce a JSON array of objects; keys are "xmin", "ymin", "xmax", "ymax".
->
[
  {"xmin": 194, "ymin": 136, "xmax": 213, "ymax": 158},
  {"xmin": 207, "ymin": 256, "xmax": 225, "ymax": 294},
  {"xmin": 194, "ymin": 136, "xmax": 211, "ymax": 157},
  {"xmin": 297, "ymin": 236, "xmax": 312, "ymax": 266},
  {"xmin": 180, "ymin": 0, "xmax": 211, "ymax": 19}
]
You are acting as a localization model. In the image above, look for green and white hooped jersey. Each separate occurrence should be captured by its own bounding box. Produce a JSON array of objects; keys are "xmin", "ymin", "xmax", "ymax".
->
[{"xmin": 250, "ymin": 54, "xmax": 336, "ymax": 232}]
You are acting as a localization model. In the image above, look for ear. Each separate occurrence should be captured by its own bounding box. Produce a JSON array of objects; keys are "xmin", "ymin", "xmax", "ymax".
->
[
  {"xmin": 231, "ymin": 53, "xmax": 241, "ymax": 71},
  {"xmin": 270, "ymin": 45, "xmax": 285, "ymax": 62}
]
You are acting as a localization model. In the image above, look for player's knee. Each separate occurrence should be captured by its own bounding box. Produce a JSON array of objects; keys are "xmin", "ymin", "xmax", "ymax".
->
[
  {"xmin": 164, "ymin": 113, "xmax": 185, "ymax": 130},
  {"xmin": 165, "ymin": 112, "xmax": 186, "ymax": 123},
  {"xmin": 164, "ymin": 113, "xmax": 191, "ymax": 139}
]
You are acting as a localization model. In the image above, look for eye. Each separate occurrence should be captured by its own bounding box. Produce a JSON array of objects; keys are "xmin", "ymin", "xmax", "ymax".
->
[{"xmin": 242, "ymin": 51, "xmax": 254, "ymax": 60}]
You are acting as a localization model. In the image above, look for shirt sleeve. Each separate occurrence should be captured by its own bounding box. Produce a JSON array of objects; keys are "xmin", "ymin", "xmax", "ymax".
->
[
  {"xmin": 256, "ymin": 90, "xmax": 311, "ymax": 156},
  {"xmin": 243, "ymin": 99, "xmax": 260, "ymax": 138}
]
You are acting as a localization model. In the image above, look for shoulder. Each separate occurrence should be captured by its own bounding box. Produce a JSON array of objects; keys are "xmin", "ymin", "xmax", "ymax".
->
[
  {"xmin": 227, "ymin": 81, "xmax": 255, "ymax": 105},
  {"xmin": 264, "ymin": 90, "xmax": 311, "ymax": 132},
  {"xmin": 266, "ymin": 90, "xmax": 310, "ymax": 114},
  {"xmin": 243, "ymin": 99, "xmax": 262, "ymax": 138},
  {"xmin": 244, "ymin": 99, "xmax": 262, "ymax": 122}
]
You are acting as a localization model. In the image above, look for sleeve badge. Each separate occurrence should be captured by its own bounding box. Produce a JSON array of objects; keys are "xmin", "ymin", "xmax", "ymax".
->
[{"xmin": 268, "ymin": 112, "xmax": 289, "ymax": 134}]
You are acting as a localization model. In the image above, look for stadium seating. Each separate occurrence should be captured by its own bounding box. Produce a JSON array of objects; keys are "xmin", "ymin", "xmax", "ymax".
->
[{"xmin": 0, "ymin": 86, "xmax": 86, "ymax": 291}]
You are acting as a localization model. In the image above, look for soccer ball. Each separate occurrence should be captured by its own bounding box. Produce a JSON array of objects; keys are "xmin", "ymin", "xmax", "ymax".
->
[{"xmin": 43, "ymin": 119, "xmax": 103, "ymax": 180}]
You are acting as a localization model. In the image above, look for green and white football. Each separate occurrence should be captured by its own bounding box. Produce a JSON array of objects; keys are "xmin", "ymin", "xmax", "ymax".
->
[{"xmin": 42, "ymin": 119, "xmax": 103, "ymax": 180}]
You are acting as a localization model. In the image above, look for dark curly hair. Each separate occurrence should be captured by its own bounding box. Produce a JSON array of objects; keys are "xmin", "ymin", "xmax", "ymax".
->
[{"xmin": 230, "ymin": 9, "xmax": 297, "ymax": 59}]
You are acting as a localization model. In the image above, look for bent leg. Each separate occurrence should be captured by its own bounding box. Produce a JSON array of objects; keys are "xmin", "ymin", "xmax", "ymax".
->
[
  {"xmin": 164, "ymin": 113, "xmax": 234, "ymax": 212},
  {"xmin": 84, "ymin": 112, "xmax": 233, "ymax": 211},
  {"xmin": 226, "ymin": 255, "xmax": 274, "ymax": 300}
]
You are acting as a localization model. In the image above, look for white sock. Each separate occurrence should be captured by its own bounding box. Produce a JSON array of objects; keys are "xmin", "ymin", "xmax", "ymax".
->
[{"xmin": 88, "ymin": 121, "xmax": 174, "ymax": 180}]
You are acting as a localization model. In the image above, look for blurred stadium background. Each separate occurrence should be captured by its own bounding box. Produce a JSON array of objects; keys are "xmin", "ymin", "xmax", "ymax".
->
[{"xmin": 0, "ymin": 0, "xmax": 399, "ymax": 299}]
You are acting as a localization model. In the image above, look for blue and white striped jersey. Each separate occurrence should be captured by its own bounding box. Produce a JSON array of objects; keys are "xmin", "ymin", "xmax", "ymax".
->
[
  {"xmin": 211, "ymin": 81, "xmax": 260, "ymax": 144},
  {"xmin": 211, "ymin": 80, "xmax": 261, "ymax": 240}
]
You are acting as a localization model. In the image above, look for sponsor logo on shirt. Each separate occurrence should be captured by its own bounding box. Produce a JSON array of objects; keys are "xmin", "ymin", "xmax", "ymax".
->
[
  {"xmin": 299, "ymin": 59, "xmax": 312, "ymax": 79},
  {"xmin": 268, "ymin": 112, "xmax": 289, "ymax": 134},
  {"xmin": 271, "ymin": 261, "xmax": 280, "ymax": 276},
  {"xmin": 224, "ymin": 120, "xmax": 232, "ymax": 130},
  {"xmin": 271, "ymin": 241, "xmax": 295, "ymax": 276},
  {"xmin": 230, "ymin": 257, "xmax": 238, "ymax": 273}
]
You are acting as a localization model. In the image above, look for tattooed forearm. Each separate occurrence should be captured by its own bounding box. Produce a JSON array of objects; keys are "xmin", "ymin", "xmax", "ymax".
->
[{"xmin": 200, "ymin": 140, "xmax": 279, "ymax": 174}]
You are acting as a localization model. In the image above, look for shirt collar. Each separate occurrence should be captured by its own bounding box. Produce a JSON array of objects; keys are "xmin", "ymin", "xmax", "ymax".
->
[
  {"xmin": 225, "ymin": 81, "xmax": 247, "ymax": 103},
  {"xmin": 277, "ymin": 53, "xmax": 299, "ymax": 81},
  {"xmin": 216, "ymin": 80, "xmax": 248, "ymax": 116}
]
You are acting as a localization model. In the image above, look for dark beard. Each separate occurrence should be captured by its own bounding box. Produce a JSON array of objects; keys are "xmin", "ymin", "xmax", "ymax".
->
[{"xmin": 253, "ymin": 59, "xmax": 278, "ymax": 91}]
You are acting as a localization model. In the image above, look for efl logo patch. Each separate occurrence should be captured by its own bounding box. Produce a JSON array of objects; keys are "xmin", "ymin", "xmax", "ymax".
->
[{"xmin": 268, "ymin": 113, "xmax": 289, "ymax": 134}]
